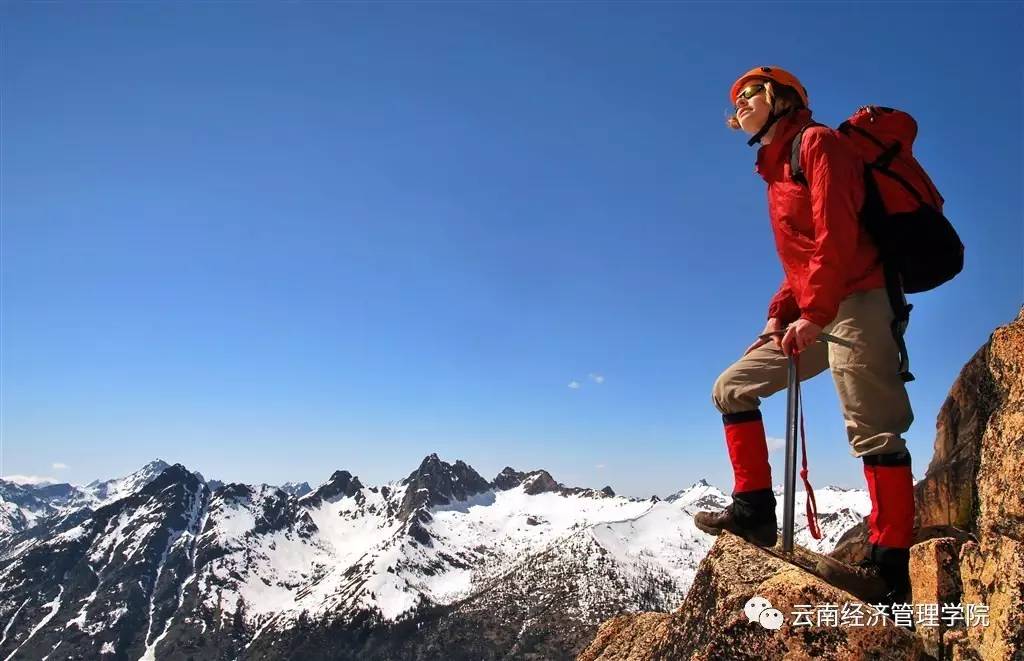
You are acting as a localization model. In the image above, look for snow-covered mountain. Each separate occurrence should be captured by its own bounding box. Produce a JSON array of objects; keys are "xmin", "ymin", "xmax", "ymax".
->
[
  {"xmin": 780, "ymin": 484, "xmax": 873, "ymax": 553},
  {"xmin": 279, "ymin": 481, "xmax": 312, "ymax": 498},
  {"xmin": 0, "ymin": 456, "xmax": 869, "ymax": 660},
  {"xmin": 0, "ymin": 460, "xmax": 175, "ymax": 537},
  {"xmin": 0, "ymin": 461, "xmax": 311, "ymax": 541}
]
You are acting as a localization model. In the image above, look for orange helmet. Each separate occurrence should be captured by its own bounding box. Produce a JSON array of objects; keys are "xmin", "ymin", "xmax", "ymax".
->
[{"xmin": 730, "ymin": 66, "xmax": 809, "ymax": 108}]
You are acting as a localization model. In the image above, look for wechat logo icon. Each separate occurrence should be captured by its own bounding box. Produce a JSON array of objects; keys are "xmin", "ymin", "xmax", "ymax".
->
[{"xmin": 744, "ymin": 596, "xmax": 785, "ymax": 631}]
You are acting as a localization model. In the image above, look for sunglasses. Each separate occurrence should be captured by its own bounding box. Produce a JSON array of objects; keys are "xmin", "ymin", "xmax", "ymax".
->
[{"xmin": 734, "ymin": 84, "xmax": 766, "ymax": 110}]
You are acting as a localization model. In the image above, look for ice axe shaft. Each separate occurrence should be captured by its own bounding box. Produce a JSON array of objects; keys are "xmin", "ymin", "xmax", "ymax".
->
[
  {"xmin": 757, "ymin": 331, "xmax": 854, "ymax": 553},
  {"xmin": 784, "ymin": 355, "xmax": 798, "ymax": 553}
]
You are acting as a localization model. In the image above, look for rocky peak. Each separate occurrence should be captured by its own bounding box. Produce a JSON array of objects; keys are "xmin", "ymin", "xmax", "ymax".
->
[
  {"xmin": 84, "ymin": 462, "xmax": 207, "ymax": 524},
  {"xmin": 141, "ymin": 463, "xmax": 203, "ymax": 495},
  {"xmin": 492, "ymin": 467, "xmax": 620, "ymax": 499},
  {"xmin": 558, "ymin": 484, "xmax": 619, "ymax": 499},
  {"xmin": 301, "ymin": 470, "xmax": 364, "ymax": 507},
  {"xmin": 492, "ymin": 466, "xmax": 528, "ymax": 491},
  {"xmin": 398, "ymin": 454, "xmax": 490, "ymax": 521},
  {"xmin": 664, "ymin": 479, "xmax": 728, "ymax": 507},
  {"xmin": 280, "ymin": 481, "xmax": 312, "ymax": 498},
  {"xmin": 143, "ymin": 458, "xmax": 172, "ymax": 472},
  {"xmin": 578, "ymin": 533, "xmax": 924, "ymax": 660},
  {"xmin": 522, "ymin": 470, "xmax": 561, "ymax": 495},
  {"xmin": 87, "ymin": 458, "xmax": 170, "ymax": 488},
  {"xmin": 216, "ymin": 482, "xmax": 254, "ymax": 501},
  {"xmin": 0, "ymin": 480, "xmax": 46, "ymax": 508},
  {"xmin": 82, "ymin": 458, "xmax": 174, "ymax": 508},
  {"xmin": 490, "ymin": 467, "xmax": 564, "ymax": 495}
]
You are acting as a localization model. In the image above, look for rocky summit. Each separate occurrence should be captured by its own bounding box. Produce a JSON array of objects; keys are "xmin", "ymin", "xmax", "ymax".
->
[
  {"xmin": 578, "ymin": 532, "xmax": 923, "ymax": 660},
  {"xmin": 580, "ymin": 307, "xmax": 1024, "ymax": 661}
]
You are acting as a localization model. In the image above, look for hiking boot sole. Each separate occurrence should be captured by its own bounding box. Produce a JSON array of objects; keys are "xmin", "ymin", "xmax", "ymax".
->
[{"xmin": 694, "ymin": 516, "xmax": 778, "ymax": 548}]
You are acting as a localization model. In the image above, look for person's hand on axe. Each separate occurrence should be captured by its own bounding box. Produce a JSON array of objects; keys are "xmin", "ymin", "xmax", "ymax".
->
[{"xmin": 781, "ymin": 319, "xmax": 822, "ymax": 356}]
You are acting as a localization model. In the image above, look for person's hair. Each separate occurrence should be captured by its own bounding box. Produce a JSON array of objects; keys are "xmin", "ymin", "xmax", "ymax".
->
[{"xmin": 725, "ymin": 80, "xmax": 806, "ymax": 130}]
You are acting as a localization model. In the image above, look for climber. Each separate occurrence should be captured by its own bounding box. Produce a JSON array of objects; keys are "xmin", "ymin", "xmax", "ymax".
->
[{"xmin": 692, "ymin": 66, "xmax": 916, "ymax": 602}]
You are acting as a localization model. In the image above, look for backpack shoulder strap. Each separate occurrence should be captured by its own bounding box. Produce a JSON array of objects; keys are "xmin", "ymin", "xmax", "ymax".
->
[{"xmin": 790, "ymin": 122, "xmax": 827, "ymax": 186}]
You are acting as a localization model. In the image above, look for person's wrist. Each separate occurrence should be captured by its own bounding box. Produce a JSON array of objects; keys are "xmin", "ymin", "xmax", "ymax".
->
[{"xmin": 799, "ymin": 314, "xmax": 826, "ymax": 329}]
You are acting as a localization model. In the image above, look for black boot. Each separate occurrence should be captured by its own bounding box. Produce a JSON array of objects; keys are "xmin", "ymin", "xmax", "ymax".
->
[
  {"xmin": 694, "ymin": 488, "xmax": 778, "ymax": 547},
  {"xmin": 867, "ymin": 545, "xmax": 912, "ymax": 604},
  {"xmin": 837, "ymin": 545, "xmax": 913, "ymax": 629}
]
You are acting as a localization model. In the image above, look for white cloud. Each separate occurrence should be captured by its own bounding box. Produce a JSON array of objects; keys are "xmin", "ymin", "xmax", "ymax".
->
[
  {"xmin": 52, "ymin": 463, "xmax": 69, "ymax": 470},
  {"xmin": 2, "ymin": 474, "xmax": 58, "ymax": 485},
  {"xmin": 595, "ymin": 464, "xmax": 606, "ymax": 470},
  {"xmin": 766, "ymin": 437, "xmax": 786, "ymax": 453},
  {"xmin": 588, "ymin": 373, "xmax": 605, "ymax": 384},
  {"xmin": 568, "ymin": 380, "xmax": 581, "ymax": 390}
]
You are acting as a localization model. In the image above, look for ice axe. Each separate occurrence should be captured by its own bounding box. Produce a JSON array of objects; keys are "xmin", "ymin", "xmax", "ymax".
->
[{"xmin": 758, "ymin": 330, "xmax": 854, "ymax": 554}]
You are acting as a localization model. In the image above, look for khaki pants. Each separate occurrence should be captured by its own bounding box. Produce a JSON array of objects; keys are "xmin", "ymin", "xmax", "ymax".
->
[{"xmin": 712, "ymin": 288, "xmax": 913, "ymax": 457}]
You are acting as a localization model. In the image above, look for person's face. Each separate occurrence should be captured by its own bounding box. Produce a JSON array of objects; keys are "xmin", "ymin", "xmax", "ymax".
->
[{"xmin": 734, "ymin": 80, "xmax": 771, "ymax": 135}]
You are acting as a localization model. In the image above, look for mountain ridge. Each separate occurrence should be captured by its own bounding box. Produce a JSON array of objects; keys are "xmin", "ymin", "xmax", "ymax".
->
[{"xmin": 0, "ymin": 454, "xmax": 869, "ymax": 660}]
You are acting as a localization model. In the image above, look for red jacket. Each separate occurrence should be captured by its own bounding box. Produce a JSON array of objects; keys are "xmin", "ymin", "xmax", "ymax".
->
[{"xmin": 756, "ymin": 108, "xmax": 885, "ymax": 328}]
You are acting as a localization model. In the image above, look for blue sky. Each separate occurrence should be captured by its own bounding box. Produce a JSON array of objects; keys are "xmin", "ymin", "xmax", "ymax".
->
[{"xmin": 2, "ymin": 3, "xmax": 1020, "ymax": 498}]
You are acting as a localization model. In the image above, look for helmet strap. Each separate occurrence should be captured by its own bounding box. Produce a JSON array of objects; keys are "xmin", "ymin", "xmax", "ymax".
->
[{"xmin": 747, "ymin": 106, "xmax": 794, "ymax": 147}]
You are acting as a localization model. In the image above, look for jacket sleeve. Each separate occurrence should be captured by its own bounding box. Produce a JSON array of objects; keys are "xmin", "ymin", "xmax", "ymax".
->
[
  {"xmin": 767, "ymin": 279, "xmax": 800, "ymax": 324},
  {"xmin": 796, "ymin": 128, "xmax": 865, "ymax": 328}
]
